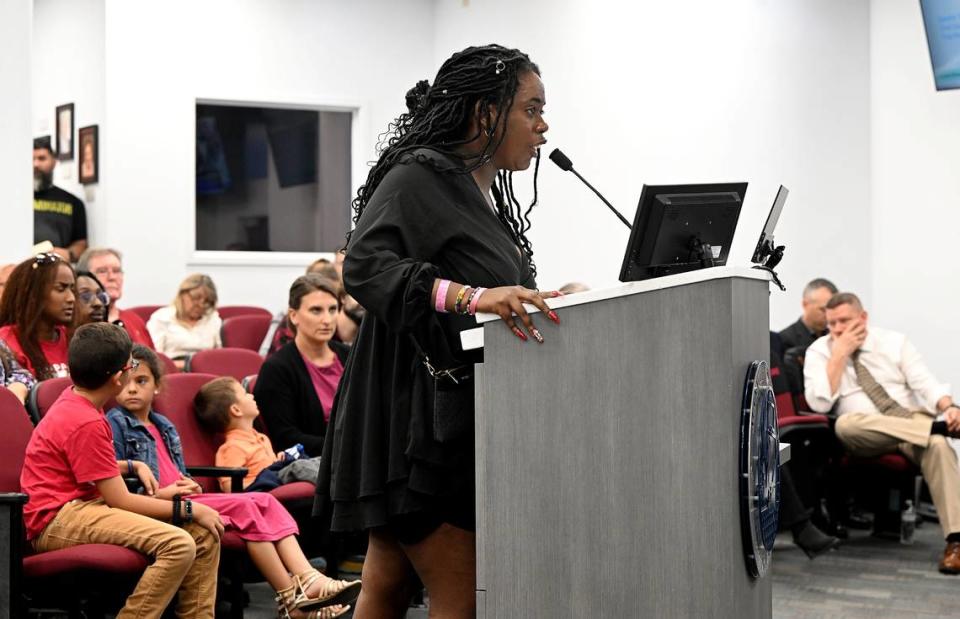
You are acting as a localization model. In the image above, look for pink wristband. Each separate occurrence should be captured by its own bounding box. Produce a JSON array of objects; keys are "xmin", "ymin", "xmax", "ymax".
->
[
  {"xmin": 435, "ymin": 279, "xmax": 452, "ymax": 313},
  {"xmin": 468, "ymin": 287, "xmax": 487, "ymax": 315}
]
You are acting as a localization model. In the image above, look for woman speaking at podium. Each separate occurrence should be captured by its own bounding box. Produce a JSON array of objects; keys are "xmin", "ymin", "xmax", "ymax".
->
[{"xmin": 315, "ymin": 44, "xmax": 561, "ymax": 617}]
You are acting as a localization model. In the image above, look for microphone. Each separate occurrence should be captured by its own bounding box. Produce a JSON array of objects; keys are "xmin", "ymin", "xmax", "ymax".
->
[{"xmin": 548, "ymin": 148, "xmax": 632, "ymax": 230}]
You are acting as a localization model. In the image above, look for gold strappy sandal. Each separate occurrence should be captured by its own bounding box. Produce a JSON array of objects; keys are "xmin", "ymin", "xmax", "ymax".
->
[
  {"xmin": 276, "ymin": 582, "xmax": 351, "ymax": 619},
  {"xmin": 292, "ymin": 568, "xmax": 362, "ymax": 611}
]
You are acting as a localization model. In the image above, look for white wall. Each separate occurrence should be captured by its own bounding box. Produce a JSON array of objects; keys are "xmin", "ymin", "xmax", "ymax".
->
[
  {"xmin": 32, "ymin": 0, "xmax": 106, "ymax": 244},
  {"xmin": 871, "ymin": 0, "xmax": 960, "ymax": 391},
  {"xmin": 101, "ymin": 0, "xmax": 435, "ymax": 309},
  {"xmin": 434, "ymin": 0, "xmax": 873, "ymax": 331},
  {"xmin": 0, "ymin": 0, "xmax": 34, "ymax": 263}
]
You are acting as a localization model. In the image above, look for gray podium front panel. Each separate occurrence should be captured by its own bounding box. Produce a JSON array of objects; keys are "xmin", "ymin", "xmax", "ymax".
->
[{"xmin": 475, "ymin": 276, "xmax": 771, "ymax": 618}]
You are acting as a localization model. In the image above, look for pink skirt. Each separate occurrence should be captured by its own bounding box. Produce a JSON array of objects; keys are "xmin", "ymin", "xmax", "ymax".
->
[{"xmin": 192, "ymin": 492, "xmax": 298, "ymax": 541}]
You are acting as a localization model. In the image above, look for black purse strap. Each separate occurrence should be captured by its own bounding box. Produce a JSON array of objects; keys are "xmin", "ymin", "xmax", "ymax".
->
[{"xmin": 408, "ymin": 334, "xmax": 472, "ymax": 386}]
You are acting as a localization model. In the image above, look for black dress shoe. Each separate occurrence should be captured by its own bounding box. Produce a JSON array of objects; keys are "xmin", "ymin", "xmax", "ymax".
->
[{"xmin": 793, "ymin": 521, "xmax": 841, "ymax": 559}]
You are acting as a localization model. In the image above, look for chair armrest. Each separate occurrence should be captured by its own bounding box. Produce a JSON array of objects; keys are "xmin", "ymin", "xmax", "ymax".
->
[
  {"xmin": 0, "ymin": 492, "xmax": 27, "ymax": 617},
  {"xmin": 186, "ymin": 466, "xmax": 248, "ymax": 493},
  {"xmin": 0, "ymin": 492, "xmax": 28, "ymax": 505}
]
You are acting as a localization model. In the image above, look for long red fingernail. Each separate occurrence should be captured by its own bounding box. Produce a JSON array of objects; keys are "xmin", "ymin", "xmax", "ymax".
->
[
  {"xmin": 548, "ymin": 311, "xmax": 560, "ymax": 324},
  {"xmin": 512, "ymin": 327, "xmax": 528, "ymax": 341},
  {"xmin": 553, "ymin": 291, "xmax": 564, "ymax": 297}
]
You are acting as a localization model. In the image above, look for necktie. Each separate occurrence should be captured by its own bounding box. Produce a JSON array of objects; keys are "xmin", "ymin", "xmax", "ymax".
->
[{"xmin": 852, "ymin": 351, "xmax": 914, "ymax": 418}]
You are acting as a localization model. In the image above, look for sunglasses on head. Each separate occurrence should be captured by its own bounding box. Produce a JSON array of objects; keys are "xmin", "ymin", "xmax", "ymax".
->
[{"xmin": 32, "ymin": 252, "xmax": 61, "ymax": 269}]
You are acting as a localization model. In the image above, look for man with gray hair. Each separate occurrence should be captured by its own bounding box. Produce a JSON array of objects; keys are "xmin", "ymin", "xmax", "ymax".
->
[
  {"xmin": 804, "ymin": 291, "xmax": 960, "ymax": 573},
  {"xmin": 77, "ymin": 247, "xmax": 154, "ymax": 348}
]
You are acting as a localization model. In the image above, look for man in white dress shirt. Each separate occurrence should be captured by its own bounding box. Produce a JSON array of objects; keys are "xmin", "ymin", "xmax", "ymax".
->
[{"xmin": 804, "ymin": 292, "xmax": 960, "ymax": 573}]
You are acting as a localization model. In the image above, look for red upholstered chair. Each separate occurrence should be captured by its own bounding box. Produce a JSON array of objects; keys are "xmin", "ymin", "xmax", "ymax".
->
[
  {"xmin": 218, "ymin": 305, "xmax": 272, "ymax": 320},
  {"xmin": 221, "ymin": 314, "xmax": 273, "ymax": 351},
  {"xmin": 0, "ymin": 386, "xmax": 148, "ymax": 616},
  {"xmin": 156, "ymin": 351, "xmax": 180, "ymax": 375},
  {"xmin": 186, "ymin": 347, "xmax": 264, "ymax": 382},
  {"xmin": 26, "ymin": 377, "xmax": 74, "ymax": 424},
  {"xmin": 127, "ymin": 304, "xmax": 163, "ymax": 324}
]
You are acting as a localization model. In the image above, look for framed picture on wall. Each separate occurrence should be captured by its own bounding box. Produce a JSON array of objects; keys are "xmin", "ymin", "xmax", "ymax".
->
[
  {"xmin": 55, "ymin": 103, "xmax": 74, "ymax": 161},
  {"xmin": 78, "ymin": 125, "xmax": 99, "ymax": 184}
]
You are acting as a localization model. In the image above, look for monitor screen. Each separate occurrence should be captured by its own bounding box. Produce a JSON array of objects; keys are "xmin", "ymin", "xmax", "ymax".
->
[
  {"xmin": 751, "ymin": 185, "xmax": 788, "ymax": 264},
  {"xmin": 921, "ymin": 0, "xmax": 960, "ymax": 90},
  {"xmin": 619, "ymin": 183, "xmax": 747, "ymax": 283}
]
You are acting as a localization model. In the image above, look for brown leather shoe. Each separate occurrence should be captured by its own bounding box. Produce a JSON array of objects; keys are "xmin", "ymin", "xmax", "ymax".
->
[{"xmin": 939, "ymin": 542, "xmax": 960, "ymax": 574}]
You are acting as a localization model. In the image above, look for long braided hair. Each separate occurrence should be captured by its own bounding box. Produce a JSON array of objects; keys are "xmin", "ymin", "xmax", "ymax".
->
[
  {"xmin": 350, "ymin": 44, "xmax": 542, "ymax": 276},
  {"xmin": 0, "ymin": 255, "xmax": 74, "ymax": 380}
]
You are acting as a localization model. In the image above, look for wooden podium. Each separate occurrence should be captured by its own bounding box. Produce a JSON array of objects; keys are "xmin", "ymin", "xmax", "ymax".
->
[{"xmin": 463, "ymin": 267, "xmax": 773, "ymax": 618}]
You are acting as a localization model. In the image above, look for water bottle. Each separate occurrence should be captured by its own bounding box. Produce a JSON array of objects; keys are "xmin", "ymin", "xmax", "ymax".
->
[{"xmin": 901, "ymin": 500, "xmax": 917, "ymax": 545}]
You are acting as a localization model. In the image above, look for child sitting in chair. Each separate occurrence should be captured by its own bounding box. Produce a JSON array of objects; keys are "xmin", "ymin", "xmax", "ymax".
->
[
  {"xmin": 107, "ymin": 345, "xmax": 359, "ymax": 619},
  {"xmin": 21, "ymin": 324, "xmax": 222, "ymax": 617},
  {"xmin": 194, "ymin": 376, "xmax": 323, "ymax": 493}
]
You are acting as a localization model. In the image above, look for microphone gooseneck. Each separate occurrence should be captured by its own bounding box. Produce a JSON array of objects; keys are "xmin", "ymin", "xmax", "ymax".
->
[{"xmin": 548, "ymin": 148, "xmax": 632, "ymax": 230}]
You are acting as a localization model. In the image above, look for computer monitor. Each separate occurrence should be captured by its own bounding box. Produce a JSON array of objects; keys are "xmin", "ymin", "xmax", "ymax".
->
[
  {"xmin": 618, "ymin": 182, "xmax": 747, "ymax": 283},
  {"xmin": 751, "ymin": 185, "xmax": 788, "ymax": 265}
]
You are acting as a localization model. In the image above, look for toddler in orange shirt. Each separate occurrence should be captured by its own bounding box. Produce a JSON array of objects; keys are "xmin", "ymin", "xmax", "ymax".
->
[{"xmin": 195, "ymin": 377, "xmax": 320, "ymax": 493}]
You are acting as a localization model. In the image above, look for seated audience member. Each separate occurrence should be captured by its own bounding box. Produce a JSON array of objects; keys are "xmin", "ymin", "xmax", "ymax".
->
[
  {"xmin": 73, "ymin": 270, "xmax": 109, "ymax": 326},
  {"xmin": 196, "ymin": 377, "xmax": 322, "ymax": 492},
  {"xmin": 108, "ymin": 345, "xmax": 359, "ymax": 618},
  {"xmin": 805, "ymin": 292, "xmax": 960, "ymax": 573},
  {"xmin": 267, "ymin": 260, "xmax": 362, "ymax": 355},
  {"xmin": 779, "ymin": 278, "xmax": 838, "ymax": 394},
  {"xmin": 0, "ymin": 263, "xmax": 14, "ymax": 295},
  {"xmin": 78, "ymin": 247, "xmax": 154, "ymax": 347},
  {"xmin": 0, "ymin": 253, "xmax": 75, "ymax": 379},
  {"xmin": 0, "ymin": 339, "xmax": 35, "ymax": 402},
  {"xmin": 33, "ymin": 138, "xmax": 88, "ymax": 262},
  {"xmin": 147, "ymin": 273, "xmax": 221, "ymax": 369},
  {"xmin": 20, "ymin": 322, "xmax": 223, "ymax": 616},
  {"xmin": 771, "ymin": 331, "xmax": 840, "ymax": 555},
  {"xmin": 256, "ymin": 275, "xmax": 349, "ymax": 456}
]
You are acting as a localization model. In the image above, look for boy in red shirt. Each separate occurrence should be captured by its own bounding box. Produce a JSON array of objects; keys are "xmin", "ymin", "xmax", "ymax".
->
[{"xmin": 21, "ymin": 322, "xmax": 225, "ymax": 618}]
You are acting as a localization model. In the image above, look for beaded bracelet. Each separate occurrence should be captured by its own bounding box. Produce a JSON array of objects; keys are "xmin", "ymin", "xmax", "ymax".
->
[
  {"xmin": 462, "ymin": 287, "xmax": 481, "ymax": 315},
  {"xmin": 435, "ymin": 279, "xmax": 451, "ymax": 313},
  {"xmin": 468, "ymin": 287, "xmax": 487, "ymax": 315},
  {"xmin": 454, "ymin": 285, "xmax": 470, "ymax": 315}
]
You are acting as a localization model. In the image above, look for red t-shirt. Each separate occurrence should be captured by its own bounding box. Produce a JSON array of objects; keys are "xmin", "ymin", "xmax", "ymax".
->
[
  {"xmin": 116, "ymin": 308, "xmax": 155, "ymax": 349},
  {"xmin": 20, "ymin": 389, "xmax": 121, "ymax": 539},
  {"xmin": 0, "ymin": 325, "xmax": 70, "ymax": 379}
]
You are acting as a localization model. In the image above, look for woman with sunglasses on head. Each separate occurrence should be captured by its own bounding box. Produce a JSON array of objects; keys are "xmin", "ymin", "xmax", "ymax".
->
[
  {"xmin": 314, "ymin": 45, "xmax": 560, "ymax": 618},
  {"xmin": 147, "ymin": 273, "xmax": 222, "ymax": 370},
  {"xmin": 73, "ymin": 270, "xmax": 109, "ymax": 327},
  {"xmin": 0, "ymin": 252, "xmax": 76, "ymax": 380}
]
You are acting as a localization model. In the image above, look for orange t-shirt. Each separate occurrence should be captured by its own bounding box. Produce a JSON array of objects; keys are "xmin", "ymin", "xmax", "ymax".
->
[{"xmin": 215, "ymin": 427, "xmax": 282, "ymax": 492}]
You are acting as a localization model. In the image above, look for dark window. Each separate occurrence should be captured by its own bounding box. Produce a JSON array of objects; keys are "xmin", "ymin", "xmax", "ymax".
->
[{"xmin": 195, "ymin": 103, "xmax": 352, "ymax": 252}]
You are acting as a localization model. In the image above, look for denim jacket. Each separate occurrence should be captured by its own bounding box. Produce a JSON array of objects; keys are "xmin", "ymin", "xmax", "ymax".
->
[{"xmin": 106, "ymin": 406, "xmax": 188, "ymax": 480}]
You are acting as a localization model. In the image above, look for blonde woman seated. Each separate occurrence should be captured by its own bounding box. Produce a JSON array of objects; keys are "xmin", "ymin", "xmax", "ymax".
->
[{"xmin": 147, "ymin": 274, "xmax": 222, "ymax": 369}]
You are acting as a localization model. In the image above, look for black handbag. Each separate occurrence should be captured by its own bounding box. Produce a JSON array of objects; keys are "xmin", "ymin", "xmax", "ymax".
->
[{"xmin": 410, "ymin": 335, "xmax": 475, "ymax": 443}]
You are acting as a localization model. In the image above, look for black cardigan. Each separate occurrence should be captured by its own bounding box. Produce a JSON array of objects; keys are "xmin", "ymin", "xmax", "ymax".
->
[{"xmin": 253, "ymin": 340, "xmax": 350, "ymax": 457}]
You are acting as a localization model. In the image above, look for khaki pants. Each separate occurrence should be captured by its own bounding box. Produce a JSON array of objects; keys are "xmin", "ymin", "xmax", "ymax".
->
[
  {"xmin": 33, "ymin": 498, "xmax": 219, "ymax": 618},
  {"xmin": 835, "ymin": 412, "xmax": 960, "ymax": 537}
]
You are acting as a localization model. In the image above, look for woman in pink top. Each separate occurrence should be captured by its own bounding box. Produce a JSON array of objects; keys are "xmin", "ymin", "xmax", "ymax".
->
[
  {"xmin": 0, "ymin": 252, "xmax": 76, "ymax": 380},
  {"xmin": 108, "ymin": 345, "xmax": 360, "ymax": 619}
]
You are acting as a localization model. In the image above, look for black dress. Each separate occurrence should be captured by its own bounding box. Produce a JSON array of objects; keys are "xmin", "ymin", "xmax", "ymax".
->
[{"xmin": 314, "ymin": 149, "xmax": 535, "ymax": 533}]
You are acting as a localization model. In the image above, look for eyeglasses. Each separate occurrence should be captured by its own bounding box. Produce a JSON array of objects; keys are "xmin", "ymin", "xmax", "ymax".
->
[
  {"xmin": 115, "ymin": 358, "xmax": 141, "ymax": 375},
  {"xmin": 181, "ymin": 290, "xmax": 214, "ymax": 309},
  {"xmin": 79, "ymin": 290, "xmax": 110, "ymax": 306},
  {"xmin": 32, "ymin": 252, "xmax": 60, "ymax": 269}
]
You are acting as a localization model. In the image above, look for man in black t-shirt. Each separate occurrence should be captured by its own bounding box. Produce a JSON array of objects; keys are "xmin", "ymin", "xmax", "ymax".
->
[{"xmin": 33, "ymin": 138, "xmax": 87, "ymax": 261}]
